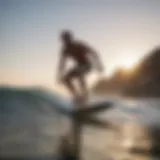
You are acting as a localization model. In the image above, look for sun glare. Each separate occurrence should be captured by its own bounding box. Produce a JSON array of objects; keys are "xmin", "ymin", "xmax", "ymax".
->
[{"xmin": 117, "ymin": 56, "xmax": 139, "ymax": 69}]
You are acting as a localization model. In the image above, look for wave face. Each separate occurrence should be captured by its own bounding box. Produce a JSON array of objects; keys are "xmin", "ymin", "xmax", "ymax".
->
[
  {"xmin": 0, "ymin": 87, "xmax": 160, "ymax": 160},
  {"xmin": 0, "ymin": 87, "xmax": 70, "ymax": 159}
]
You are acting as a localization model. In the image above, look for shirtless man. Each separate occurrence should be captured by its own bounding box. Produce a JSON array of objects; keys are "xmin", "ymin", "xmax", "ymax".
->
[{"xmin": 57, "ymin": 30, "xmax": 104, "ymax": 102}]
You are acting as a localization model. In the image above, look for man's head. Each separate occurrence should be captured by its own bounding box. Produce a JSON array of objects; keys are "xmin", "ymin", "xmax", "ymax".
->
[{"xmin": 60, "ymin": 30, "xmax": 74, "ymax": 45}]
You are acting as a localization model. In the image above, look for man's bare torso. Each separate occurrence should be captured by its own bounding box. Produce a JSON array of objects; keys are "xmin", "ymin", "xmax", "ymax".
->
[{"xmin": 63, "ymin": 41, "xmax": 90, "ymax": 65}]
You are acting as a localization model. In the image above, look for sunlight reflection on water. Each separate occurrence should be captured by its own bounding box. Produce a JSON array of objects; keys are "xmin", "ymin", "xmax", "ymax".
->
[{"xmin": 0, "ymin": 89, "xmax": 159, "ymax": 160}]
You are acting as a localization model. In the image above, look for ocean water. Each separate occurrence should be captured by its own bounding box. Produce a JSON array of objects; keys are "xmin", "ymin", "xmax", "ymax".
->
[{"xmin": 0, "ymin": 87, "xmax": 159, "ymax": 160}]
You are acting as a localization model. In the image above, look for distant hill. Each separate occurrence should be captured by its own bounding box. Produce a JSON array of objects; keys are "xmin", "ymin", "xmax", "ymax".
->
[{"xmin": 92, "ymin": 47, "xmax": 160, "ymax": 97}]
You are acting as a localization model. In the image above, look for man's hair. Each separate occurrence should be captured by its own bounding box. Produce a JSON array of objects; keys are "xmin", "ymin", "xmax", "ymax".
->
[{"xmin": 60, "ymin": 30, "xmax": 73, "ymax": 40}]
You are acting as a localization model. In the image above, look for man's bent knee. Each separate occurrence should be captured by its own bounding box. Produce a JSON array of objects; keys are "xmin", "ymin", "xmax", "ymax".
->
[{"xmin": 63, "ymin": 75, "xmax": 72, "ymax": 85}]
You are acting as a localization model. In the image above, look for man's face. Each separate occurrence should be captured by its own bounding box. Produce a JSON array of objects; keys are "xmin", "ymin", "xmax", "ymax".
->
[{"xmin": 60, "ymin": 32, "xmax": 73, "ymax": 45}]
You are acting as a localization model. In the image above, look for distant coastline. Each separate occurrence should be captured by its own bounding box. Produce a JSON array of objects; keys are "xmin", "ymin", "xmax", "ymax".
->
[{"xmin": 92, "ymin": 47, "xmax": 160, "ymax": 98}]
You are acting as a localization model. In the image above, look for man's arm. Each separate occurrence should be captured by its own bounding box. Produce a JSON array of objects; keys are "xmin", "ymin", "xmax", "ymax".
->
[
  {"xmin": 57, "ymin": 51, "xmax": 67, "ymax": 82},
  {"xmin": 84, "ymin": 44, "xmax": 104, "ymax": 72}
]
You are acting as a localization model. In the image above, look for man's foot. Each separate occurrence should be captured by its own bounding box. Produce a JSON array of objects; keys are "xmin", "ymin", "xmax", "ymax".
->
[{"xmin": 73, "ymin": 94, "xmax": 88, "ymax": 107}]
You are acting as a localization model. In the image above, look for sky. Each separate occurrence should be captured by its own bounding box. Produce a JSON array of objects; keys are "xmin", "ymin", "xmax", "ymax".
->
[{"xmin": 0, "ymin": 0, "xmax": 160, "ymax": 91}]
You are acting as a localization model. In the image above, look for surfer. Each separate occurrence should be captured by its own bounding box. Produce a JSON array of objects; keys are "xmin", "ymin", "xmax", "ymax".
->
[{"xmin": 57, "ymin": 30, "xmax": 104, "ymax": 102}]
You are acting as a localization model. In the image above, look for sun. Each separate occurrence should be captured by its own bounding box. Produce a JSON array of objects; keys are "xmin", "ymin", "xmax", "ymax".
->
[
  {"xmin": 120, "ymin": 58, "xmax": 136, "ymax": 68},
  {"xmin": 117, "ymin": 56, "xmax": 138, "ymax": 69}
]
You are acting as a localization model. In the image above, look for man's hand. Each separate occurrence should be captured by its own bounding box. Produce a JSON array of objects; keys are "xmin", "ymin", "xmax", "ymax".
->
[
  {"xmin": 57, "ymin": 73, "xmax": 64, "ymax": 84},
  {"xmin": 57, "ymin": 51, "xmax": 67, "ymax": 84}
]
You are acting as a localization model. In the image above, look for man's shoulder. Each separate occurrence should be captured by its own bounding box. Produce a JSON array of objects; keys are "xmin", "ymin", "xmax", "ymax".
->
[
  {"xmin": 74, "ymin": 40, "xmax": 89, "ymax": 49},
  {"xmin": 74, "ymin": 40, "xmax": 86, "ymax": 45}
]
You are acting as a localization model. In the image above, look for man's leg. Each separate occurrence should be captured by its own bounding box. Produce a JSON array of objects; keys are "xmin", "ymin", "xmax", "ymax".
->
[
  {"xmin": 63, "ymin": 74, "xmax": 78, "ymax": 97},
  {"xmin": 62, "ymin": 66, "xmax": 83, "ymax": 98},
  {"xmin": 78, "ymin": 75, "xmax": 88, "ymax": 98},
  {"xmin": 77, "ymin": 64, "xmax": 91, "ymax": 100},
  {"xmin": 63, "ymin": 65, "xmax": 90, "ymax": 102}
]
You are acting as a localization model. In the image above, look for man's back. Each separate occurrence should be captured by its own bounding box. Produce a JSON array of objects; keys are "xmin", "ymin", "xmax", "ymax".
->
[{"xmin": 63, "ymin": 41, "xmax": 90, "ymax": 65}]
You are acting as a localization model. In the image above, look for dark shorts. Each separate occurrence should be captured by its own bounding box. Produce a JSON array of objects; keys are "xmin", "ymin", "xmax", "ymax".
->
[{"xmin": 66, "ymin": 63, "xmax": 91, "ymax": 79}]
